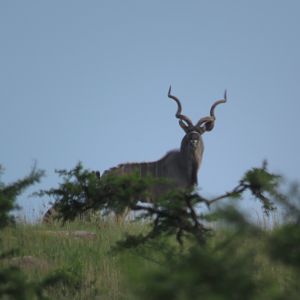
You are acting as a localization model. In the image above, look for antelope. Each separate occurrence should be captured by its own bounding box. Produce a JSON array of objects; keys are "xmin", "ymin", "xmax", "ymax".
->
[
  {"xmin": 103, "ymin": 86, "xmax": 227, "ymax": 198},
  {"xmin": 42, "ymin": 86, "xmax": 226, "ymax": 223}
]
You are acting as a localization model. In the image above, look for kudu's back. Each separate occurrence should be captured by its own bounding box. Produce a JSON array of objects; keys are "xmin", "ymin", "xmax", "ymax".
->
[{"xmin": 102, "ymin": 148, "xmax": 197, "ymax": 201}]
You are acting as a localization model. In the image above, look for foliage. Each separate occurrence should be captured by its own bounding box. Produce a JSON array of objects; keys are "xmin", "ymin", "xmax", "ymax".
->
[
  {"xmin": 134, "ymin": 245, "xmax": 269, "ymax": 300},
  {"xmin": 267, "ymin": 185, "xmax": 300, "ymax": 272},
  {"xmin": 0, "ymin": 165, "xmax": 44, "ymax": 228},
  {"xmin": 241, "ymin": 160, "xmax": 280, "ymax": 213},
  {"xmin": 37, "ymin": 163, "xmax": 156, "ymax": 222},
  {"xmin": 37, "ymin": 161, "xmax": 300, "ymax": 299}
]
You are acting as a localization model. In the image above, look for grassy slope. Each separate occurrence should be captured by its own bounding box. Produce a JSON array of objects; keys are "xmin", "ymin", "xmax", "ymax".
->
[{"xmin": 0, "ymin": 218, "xmax": 296, "ymax": 300}]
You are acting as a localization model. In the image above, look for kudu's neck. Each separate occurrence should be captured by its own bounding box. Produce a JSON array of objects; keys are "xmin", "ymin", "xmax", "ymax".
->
[{"xmin": 179, "ymin": 133, "xmax": 204, "ymax": 186}]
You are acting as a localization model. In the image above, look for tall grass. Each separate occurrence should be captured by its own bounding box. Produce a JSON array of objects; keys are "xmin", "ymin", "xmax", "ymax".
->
[{"xmin": 0, "ymin": 213, "xmax": 297, "ymax": 300}]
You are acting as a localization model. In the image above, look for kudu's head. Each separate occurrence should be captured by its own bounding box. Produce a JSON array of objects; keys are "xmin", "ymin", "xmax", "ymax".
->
[{"xmin": 168, "ymin": 86, "xmax": 227, "ymax": 168}]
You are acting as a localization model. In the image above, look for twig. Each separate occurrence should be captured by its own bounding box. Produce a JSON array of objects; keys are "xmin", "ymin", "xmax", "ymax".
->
[{"xmin": 206, "ymin": 184, "xmax": 248, "ymax": 206}]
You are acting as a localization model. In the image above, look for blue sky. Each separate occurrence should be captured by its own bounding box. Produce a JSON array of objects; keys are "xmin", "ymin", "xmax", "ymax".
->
[{"xmin": 1, "ymin": 1, "xmax": 299, "ymax": 219}]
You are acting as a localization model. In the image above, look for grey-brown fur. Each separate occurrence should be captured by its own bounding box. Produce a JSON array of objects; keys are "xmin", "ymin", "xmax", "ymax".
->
[{"xmin": 103, "ymin": 134, "xmax": 204, "ymax": 200}]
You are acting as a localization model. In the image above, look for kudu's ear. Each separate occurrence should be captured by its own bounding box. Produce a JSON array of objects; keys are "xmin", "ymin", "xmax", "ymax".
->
[{"xmin": 179, "ymin": 120, "xmax": 190, "ymax": 133}]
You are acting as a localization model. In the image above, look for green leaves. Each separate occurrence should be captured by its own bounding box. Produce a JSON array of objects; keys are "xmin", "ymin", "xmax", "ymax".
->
[
  {"xmin": 242, "ymin": 161, "xmax": 280, "ymax": 214},
  {"xmin": 39, "ymin": 161, "xmax": 285, "ymax": 247},
  {"xmin": 0, "ymin": 165, "xmax": 44, "ymax": 228}
]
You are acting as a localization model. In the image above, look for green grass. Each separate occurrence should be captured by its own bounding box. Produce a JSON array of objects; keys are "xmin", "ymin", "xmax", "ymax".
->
[
  {"xmin": 0, "ymin": 218, "xmax": 151, "ymax": 300},
  {"xmin": 0, "ymin": 217, "xmax": 298, "ymax": 300}
]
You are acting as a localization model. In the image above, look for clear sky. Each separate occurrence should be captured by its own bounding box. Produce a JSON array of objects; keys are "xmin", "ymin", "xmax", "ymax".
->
[{"xmin": 1, "ymin": 1, "xmax": 299, "ymax": 219}]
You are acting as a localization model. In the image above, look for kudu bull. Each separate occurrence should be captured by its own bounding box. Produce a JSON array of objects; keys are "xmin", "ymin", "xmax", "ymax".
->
[{"xmin": 43, "ymin": 87, "xmax": 226, "ymax": 223}]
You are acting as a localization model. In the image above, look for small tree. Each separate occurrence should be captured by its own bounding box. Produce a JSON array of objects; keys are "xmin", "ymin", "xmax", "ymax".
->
[{"xmin": 39, "ymin": 161, "xmax": 279, "ymax": 246}]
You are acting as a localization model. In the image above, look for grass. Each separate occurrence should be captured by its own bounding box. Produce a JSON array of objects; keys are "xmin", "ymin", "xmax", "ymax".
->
[
  {"xmin": 0, "ymin": 215, "xmax": 298, "ymax": 300},
  {"xmin": 0, "ymin": 218, "xmax": 151, "ymax": 300}
]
